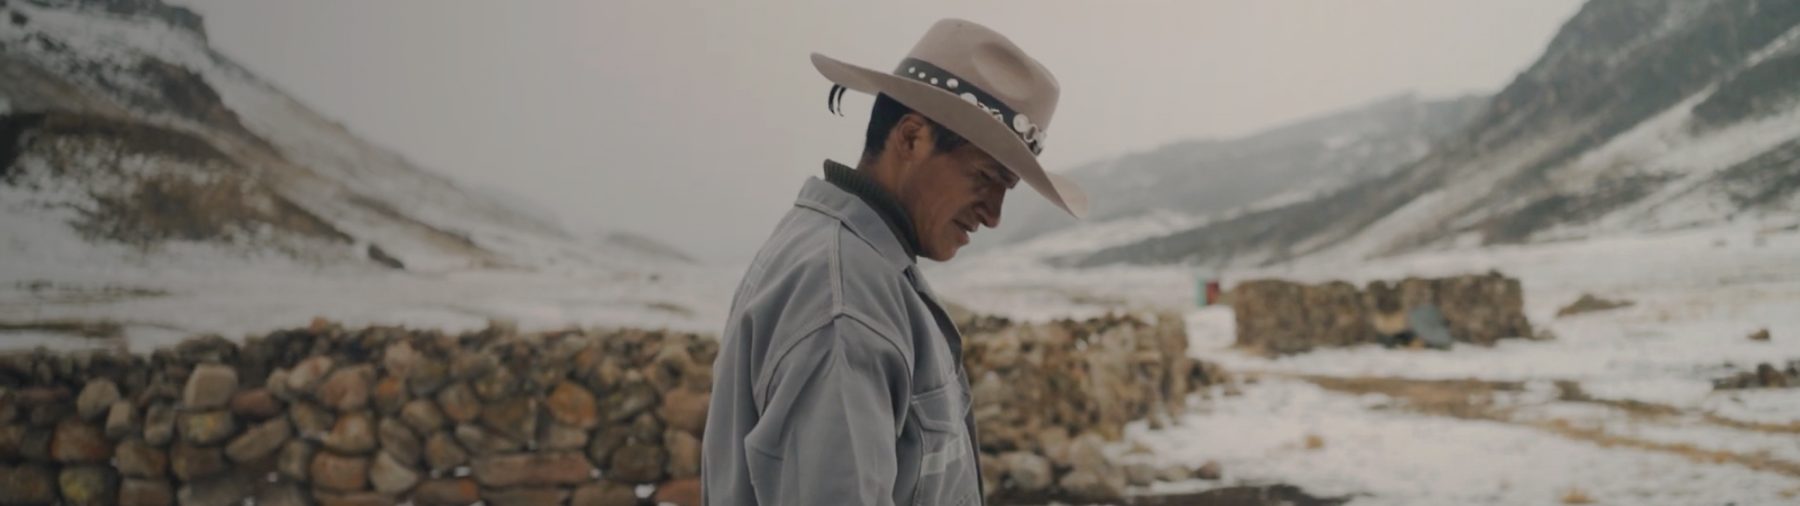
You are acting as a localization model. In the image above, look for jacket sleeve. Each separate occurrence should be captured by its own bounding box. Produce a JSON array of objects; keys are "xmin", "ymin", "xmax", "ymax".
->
[{"xmin": 745, "ymin": 316, "xmax": 911, "ymax": 506}]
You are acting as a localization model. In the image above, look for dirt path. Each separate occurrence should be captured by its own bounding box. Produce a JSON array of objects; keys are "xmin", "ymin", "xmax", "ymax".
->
[{"xmin": 1278, "ymin": 373, "xmax": 1800, "ymax": 479}]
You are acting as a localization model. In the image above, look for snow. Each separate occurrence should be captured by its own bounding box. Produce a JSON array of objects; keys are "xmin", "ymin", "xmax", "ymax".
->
[
  {"xmin": 935, "ymin": 209, "xmax": 1800, "ymax": 504},
  {"xmin": 6, "ymin": 2, "xmax": 1800, "ymax": 504},
  {"xmin": 1125, "ymin": 379, "xmax": 1800, "ymax": 506}
]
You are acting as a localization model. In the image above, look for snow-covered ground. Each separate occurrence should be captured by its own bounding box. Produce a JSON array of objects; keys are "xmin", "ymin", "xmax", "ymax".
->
[
  {"xmin": 5, "ymin": 2, "xmax": 1799, "ymax": 503},
  {"xmin": 0, "ymin": 242, "xmax": 743, "ymax": 354},
  {"xmin": 931, "ymin": 220, "xmax": 1800, "ymax": 505}
]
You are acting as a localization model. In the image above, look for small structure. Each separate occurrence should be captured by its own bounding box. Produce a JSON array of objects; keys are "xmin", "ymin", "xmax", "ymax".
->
[{"xmin": 1226, "ymin": 271, "xmax": 1533, "ymax": 356}]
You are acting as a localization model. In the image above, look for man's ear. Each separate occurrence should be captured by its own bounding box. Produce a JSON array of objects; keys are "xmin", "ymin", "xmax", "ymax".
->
[{"xmin": 887, "ymin": 113, "xmax": 933, "ymax": 166}]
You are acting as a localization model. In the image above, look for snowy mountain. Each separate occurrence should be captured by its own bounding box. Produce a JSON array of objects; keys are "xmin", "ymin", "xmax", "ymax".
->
[
  {"xmin": 967, "ymin": 93, "xmax": 1488, "ymax": 254},
  {"xmin": 1069, "ymin": 0, "xmax": 1800, "ymax": 269},
  {"xmin": 0, "ymin": 0, "xmax": 733, "ymax": 349},
  {"xmin": 0, "ymin": 0, "xmax": 673, "ymax": 275}
]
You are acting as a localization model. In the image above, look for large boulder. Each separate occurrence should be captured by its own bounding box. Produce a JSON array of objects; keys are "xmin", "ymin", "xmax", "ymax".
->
[
  {"xmin": 320, "ymin": 411, "xmax": 376, "ymax": 455},
  {"xmin": 56, "ymin": 466, "xmax": 119, "ymax": 506},
  {"xmin": 75, "ymin": 380, "xmax": 121, "ymax": 420},
  {"xmin": 570, "ymin": 481, "xmax": 637, "ymax": 506},
  {"xmin": 0, "ymin": 464, "xmax": 58, "ymax": 506},
  {"xmin": 609, "ymin": 440, "xmax": 667, "ymax": 484},
  {"xmin": 115, "ymin": 440, "xmax": 168, "ymax": 478},
  {"xmin": 175, "ymin": 410, "xmax": 236, "ymax": 446},
  {"xmin": 377, "ymin": 418, "xmax": 421, "ymax": 465},
  {"xmin": 470, "ymin": 452, "xmax": 593, "ymax": 488},
  {"xmin": 285, "ymin": 357, "xmax": 334, "ymax": 397},
  {"xmin": 316, "ymin": 365, "xmax": 375, "ymax": 413},
  {"xmin": 118, "ymin": 479, "xmax": 173, "ymax": 506},
  {"xmin": 308, "ymin": 452, "xmax": 370, "ymax": 492},
  {"xmin": 422, "ymin": 431, "xmax": 468, "ymax": 474},
  {"xmin": 368, "ymin": 451, "xmax": 420, "ymax": 495},
  {"xmin": 664, "ymin": 429, "xmax": 701, "ymax": 479},
  {"xmin": 478, "ymin": 397, "xmax": 536, "ymax": 444},
  {"xmin": 225, "ymin": 417, "xmax": 291, "ymax": 463},
  {"xmin": 51, "ymin": 419, "xmax": 112, "ymax": 463},
  {"xmin": 228, "ymin": 387, "xmax": 284, "ymax": 419},
  {"xmin": 410, "ymin": 479, "xmax": 478, "ymax": 506},
  {"xmin": 277, "ymin": 440, "xmax": 315, "ymax": 481},
  {"xmin": 478, "ymin": 488, "xmax": 568, "ymax": 506},
  {"xmin": 399, "ymin": 400, "xmax": 447, "ymax": 435},
  {"xmin": 545, "ymin": 381, "xmax": 598, "ymax": 430},
  {"xmin": 1001, "ymin": 452, "xmax": 1052, "ymax": 492},
  {"xmin": 169, "ymin": 443, "xmax": 226, "ymax": 482},
  {"xmin": 182, "ymin": 365, "xmax": 237, "ymax": 410},
  {"xmin": 433, "ymin": 384, "xmax": 480, "ymax": 424}
]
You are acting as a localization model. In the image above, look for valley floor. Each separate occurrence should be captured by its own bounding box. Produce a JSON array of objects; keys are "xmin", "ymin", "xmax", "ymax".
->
[
  {"xmin": 0, "ymin": 251, "xmax": 742, "ymax": 353},
  {"xmin": 6, "ymin": 216, "xmax": 1800, "ymax": 504},
  {"xmin": 936, "ymin": 222, "xmax": 1800, "ymax": 505}
]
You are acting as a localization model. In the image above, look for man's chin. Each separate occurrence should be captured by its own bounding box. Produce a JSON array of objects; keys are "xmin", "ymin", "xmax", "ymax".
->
[{"xmin": 921, "ymin": 244, "xmax": 957, "ymax": 262}]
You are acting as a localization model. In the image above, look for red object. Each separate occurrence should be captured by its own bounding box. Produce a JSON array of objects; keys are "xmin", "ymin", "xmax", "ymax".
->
[{"xmin": 1205, "ymin": 281, "xmax": 1222, "ymax": 305}]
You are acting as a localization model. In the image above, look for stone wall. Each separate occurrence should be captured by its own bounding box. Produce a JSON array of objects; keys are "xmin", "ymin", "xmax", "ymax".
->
[
  {"xmin": 0, "ymin": 312, "xmax": 1215, "ymax": 506},
  {"xmin": 1228, "ymin": 271, "xmax": 1534, "ymax": 356},
  {"xmin": 0, "ymin": 320, "xmax": 713, "ymax": 506},
  {"xmin": 959, "ymin": 312, "xmax": 1225, "ymax": 504}
]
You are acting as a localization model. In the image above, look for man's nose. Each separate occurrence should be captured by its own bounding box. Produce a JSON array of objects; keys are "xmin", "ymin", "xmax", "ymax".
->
[{"xmin": 979, "ymin": 190, "xmax": 1004, "ymax": 229}]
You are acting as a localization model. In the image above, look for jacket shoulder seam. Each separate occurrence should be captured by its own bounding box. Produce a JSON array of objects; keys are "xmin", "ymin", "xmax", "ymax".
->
[
  {"xmin": 753, "ymin": 312, "xmax": 911, "ymax": 412},
  {"xmin": 798, "ymin": 196, "xmax": 906, "ymax": 268}
]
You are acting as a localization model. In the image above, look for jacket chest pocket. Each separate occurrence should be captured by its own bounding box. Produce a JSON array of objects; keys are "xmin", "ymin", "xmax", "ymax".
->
[{"xmin": 909, "ymin": 384, "xmax": 978, "ymax": 506}]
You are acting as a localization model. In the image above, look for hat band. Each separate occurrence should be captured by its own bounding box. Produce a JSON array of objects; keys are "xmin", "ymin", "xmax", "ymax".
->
[{"xmin": 892, "ymin": 58, "xmax": 1045, "ymax": 156}]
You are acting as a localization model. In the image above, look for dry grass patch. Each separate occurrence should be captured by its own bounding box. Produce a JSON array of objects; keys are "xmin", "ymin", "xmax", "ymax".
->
[
  {"xmin": 1532, "ymin": 418, "xmax": 1800, "ymax": 477},
  {"xmin": 1560, "ymin": 487, "xmax": 1596, "ymax": 504},
  {"xmin": 1556, "ymin": 294, "xmax": 1633, "ymax": 318},
  {"xmin": 1290, "ymin": 374, "xmax": 1800, "ymax": 479},
  {"xmin": 1297, "ymin": 375, "xmax": 1521, "ymax": 420},
  {"xmin": 0, "ymin": 319, "xmax": 124, "ymax": 338}
]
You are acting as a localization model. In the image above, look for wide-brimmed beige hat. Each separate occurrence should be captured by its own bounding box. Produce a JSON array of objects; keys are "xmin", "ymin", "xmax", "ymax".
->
[{"xmin": 812, "ymin": 18, "xmax": 1089, "ymax": 219}]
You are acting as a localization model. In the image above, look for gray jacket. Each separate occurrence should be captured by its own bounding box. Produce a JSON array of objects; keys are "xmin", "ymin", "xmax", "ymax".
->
[{"xmin": 702, "ymin": 176, "xmax": 983, "ymax": 506}]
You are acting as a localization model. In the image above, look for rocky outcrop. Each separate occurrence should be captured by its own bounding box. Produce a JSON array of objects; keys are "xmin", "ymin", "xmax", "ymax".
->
[
  {"xmin": 1229, "ymin": 271, "xmax": 1532, "ymax": 356},
  {"xmin": 1713, "ymin": 361, "xmax": 1800, "ymax": 390}
]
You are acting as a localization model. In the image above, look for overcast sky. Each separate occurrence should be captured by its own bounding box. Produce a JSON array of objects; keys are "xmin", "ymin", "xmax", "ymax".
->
[{"xmin": 174, "ymin": 0, "xmax": 1585, "ymax": 264}]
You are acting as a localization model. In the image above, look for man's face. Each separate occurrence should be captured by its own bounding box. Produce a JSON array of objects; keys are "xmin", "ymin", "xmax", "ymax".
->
[{"xmin": 896, "ymin": 128, "xmax": 1017, "ymax": 262}]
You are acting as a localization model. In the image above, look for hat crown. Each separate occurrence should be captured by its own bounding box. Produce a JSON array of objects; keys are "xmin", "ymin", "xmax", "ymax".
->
[
  {"xmin": 806, "ymin": 17, "xmax": 1089, "ymax": 219},
  {"xmin": 904, "ymin": 19, "xmax": 1060, "ymax": 133}
]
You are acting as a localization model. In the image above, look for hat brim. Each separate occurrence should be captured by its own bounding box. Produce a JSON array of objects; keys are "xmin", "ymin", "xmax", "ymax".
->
[{"xmin": 811, "ymin": 53, "xmax": 1089, "ymax": 220}]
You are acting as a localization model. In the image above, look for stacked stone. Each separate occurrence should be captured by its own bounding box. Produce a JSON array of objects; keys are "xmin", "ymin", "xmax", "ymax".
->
[
  {"xmin": 1712, "ymin": 361, "xmax": 1800, "ymax": 390},
  {"xmin": 1397, "ymin": 272, "xmax": 1531, "ymax": 346},
  {"xmin": 1, "ymin": 346, "xmax": 157, "ymax": 506},
  {"xmin": 1230, "ymin": 271, "xmax": 1534, "ymax": 356},
  {"xmin": 1230, "ymin": 280, "xmax": 1375, "ymax": 355},
  {"xmin": 0, "ymin": 321, "xmax": 714, "ymax": 506},
  {"xmin": 960, "ymin": 311, "xmax": 1225, "ymax": 504},
  {"xmin": 5, "ymin": 310, "xmax": 1207, "ymax": 506}
]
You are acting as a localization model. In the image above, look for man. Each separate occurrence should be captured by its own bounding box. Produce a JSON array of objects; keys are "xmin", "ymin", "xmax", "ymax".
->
[{"xmin": 701, "ymin": 18, "xmax": 1088, "ymax": 506}]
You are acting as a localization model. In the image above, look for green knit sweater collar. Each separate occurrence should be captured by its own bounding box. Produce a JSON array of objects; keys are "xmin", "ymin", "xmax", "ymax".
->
[{"xmin": 822, "ymin": 159, "xmax": 923, "ymax": 261}]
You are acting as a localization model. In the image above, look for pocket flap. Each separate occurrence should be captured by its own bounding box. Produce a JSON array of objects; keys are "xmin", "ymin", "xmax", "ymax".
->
[{"xmin": 910, "ymin": 385, "xmax": 963, "ymax": 433}]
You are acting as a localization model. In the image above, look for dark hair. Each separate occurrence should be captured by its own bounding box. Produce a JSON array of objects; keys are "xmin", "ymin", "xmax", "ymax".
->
[{"xmin": 862, "ymin": 93, "xmax": 969, "ymax": 160}]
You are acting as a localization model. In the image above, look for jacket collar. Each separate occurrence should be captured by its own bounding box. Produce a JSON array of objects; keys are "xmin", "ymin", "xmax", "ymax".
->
[
  {"xmin": 822, "ymin": 160, "xmax": 924, "ymax": 260},
  {"xmin": 794, "ymin": 168, "xmax": 917, "ymax": 270}
]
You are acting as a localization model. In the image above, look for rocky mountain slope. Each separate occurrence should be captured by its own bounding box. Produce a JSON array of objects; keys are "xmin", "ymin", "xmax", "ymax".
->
[
  {"xmin": 0, "ymin": 0, "xmax": 676, "ymax": 275},
  {"xmin": 1071, "ymin": 0, "xmax": 1800, "ymax": 269},
  {"xmin": 971, "ymin": 93, "xmax": 1488, "ymax": 253}
]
